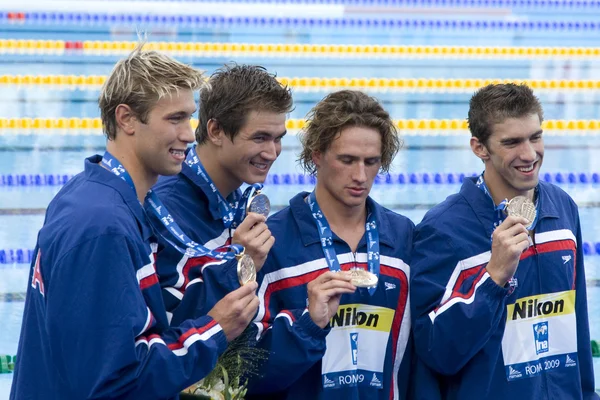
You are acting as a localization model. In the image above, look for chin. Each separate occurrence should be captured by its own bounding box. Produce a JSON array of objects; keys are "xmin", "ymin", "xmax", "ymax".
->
[
  {"xmin": 344, "ymin": 198, "xmax": 367, "ymax": 208},
  {"xmin": 244, "ymin": 174, "xmax": 267, "ymax": 185},
  {"xmin": 161, "ymin": 165, "xmax": 183, "ymax": 177}
]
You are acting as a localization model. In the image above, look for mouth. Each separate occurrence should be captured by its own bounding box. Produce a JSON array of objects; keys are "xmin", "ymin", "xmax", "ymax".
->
[
  {"xmin": 514, "ymin": 161, "xmax": 538, "ymax": 176},
  {"xmin": 169, "ymin": 149, "xmax": 186, "ymax": 161},
  {"xmin": 250, "ymin": 161, "xmax": 269, "ymax": 172},
  {"xmin": 347, "ymin": 187, "xmax": 367, "ymax": 196}
]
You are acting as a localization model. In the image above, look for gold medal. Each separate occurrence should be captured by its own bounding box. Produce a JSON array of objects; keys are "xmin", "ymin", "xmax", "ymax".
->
[
  {"xmin": 246, "ymin": 190, "xmax": 271, "ymax": 218},
  {"xmin": 236, "ymin": 250, "xmax": 256, "ymax": 285},
  {"xmin": 504, "ymin": 196, "xmax": 537, "ymax": 229},
  {"xmin": 345, "ymin": 268, "xmax": 378, "ymax": 288}
]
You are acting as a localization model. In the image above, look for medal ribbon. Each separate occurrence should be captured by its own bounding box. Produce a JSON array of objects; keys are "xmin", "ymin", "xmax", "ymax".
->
[
  {"xmin": 307, "ymin": 191, "xmax": 380, "ymax": 295},
  {"xmin": 102, "ymin": 151, "xmax": 243, "ymax": 260},
  {"xmin": 185, "ymin": 145, "xmax": 262, "ymax": 228},
  {"xmin": 475, "ymin": 173, "xmax": 539, "ymax": 234}
]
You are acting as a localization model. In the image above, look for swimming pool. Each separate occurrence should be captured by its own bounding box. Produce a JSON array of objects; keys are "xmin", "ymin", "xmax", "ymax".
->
[{"xmin": 1, "ymin": 0, "xmax": 600, "ymax": 396}]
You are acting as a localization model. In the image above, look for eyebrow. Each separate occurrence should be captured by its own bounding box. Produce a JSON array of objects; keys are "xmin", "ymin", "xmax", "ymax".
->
[
  {"xmin": 499, "ymin": 129, "xmax": 543, "ymax": 145},
  {"xmin": 251, "ymin": 130, "xmax": 287, "ymax": 138},
  {"xmin": 165, "ymin": 109, "xmax": 196, "ymax": 118},
  {"xmin": 337, "ymin": 154, "xmax": 382, "ymax": 161}
]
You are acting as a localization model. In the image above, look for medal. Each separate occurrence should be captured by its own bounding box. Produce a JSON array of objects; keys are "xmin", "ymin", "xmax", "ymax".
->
[
  {"xmin": 236, "ymin": 250, "xmax": 256, "ymax": 285},
  {"xmin": 504, "ymin": 196, "xmax": 537, "ymax": 229},
  {"xmin": 345, "ymin": 268, "xmax": 378, "ymax": 288},
  {"xmin": 246, "ymin": 190, "xmax": 271, "ymax": 218}
]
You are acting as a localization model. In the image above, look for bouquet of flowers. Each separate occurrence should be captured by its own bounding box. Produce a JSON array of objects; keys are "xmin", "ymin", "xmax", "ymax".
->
[{"xmin": 182, "ymin": 330, "xmax": 269, "ymax": 400}]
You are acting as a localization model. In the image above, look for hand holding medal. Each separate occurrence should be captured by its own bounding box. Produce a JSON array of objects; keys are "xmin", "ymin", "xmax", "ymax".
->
[
  {"xmin": 487, "ymin": 196, "xmax": 535, "ymax": 287},
  {"xmin": 232, "ymin": 188, "xmax": 275, "ymax": 281}
]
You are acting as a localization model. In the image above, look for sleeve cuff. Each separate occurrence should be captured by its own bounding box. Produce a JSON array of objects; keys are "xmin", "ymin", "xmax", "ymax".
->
[
  {"xmin": 482, "ymin": 273, "xmax": 511, "ymax": 298},
  {"xmin": 297, "ymin": 310, "xmax": 330, "ymax": 339},
  {"xmin": 195, "ymin": 315, "xmax": 229, "ymax": 352}
]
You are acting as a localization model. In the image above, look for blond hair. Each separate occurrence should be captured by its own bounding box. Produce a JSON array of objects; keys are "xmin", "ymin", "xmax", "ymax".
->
[{"xmin": 99, "ymin": 43, "xmax": 205, "ymax": 140}]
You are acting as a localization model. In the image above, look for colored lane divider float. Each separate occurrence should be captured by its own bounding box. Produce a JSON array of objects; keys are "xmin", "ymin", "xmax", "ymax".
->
[
  {"xmin": 5, "ymin": 75, "xmax": 600, "ymax": 93},
  {"xmin": 6, "ymin": 171, "xmax": 600, "ymax": 188},
  {"xmin": 16, "ymin": 0, "xmax": 600, "ymax": 8},
  {"xmin": 2, "ymin": 39, "xmax": 600, "ymax": 60},
  {"xmin": 4, "ymin": 11, "xmax": 600, "ymax": 32},
  {"xmin": 1, "ymin": 118, "xmax": 600, "ymax": 135}
]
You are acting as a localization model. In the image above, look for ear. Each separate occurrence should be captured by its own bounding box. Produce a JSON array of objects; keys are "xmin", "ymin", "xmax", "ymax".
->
[
  {"xmin": 206, "ymin": 119, "xmax": 224, "ymax": 146},
  {"xmin": 312, "ymin": 151, "xmax": 322, "ymax": 170},
  {"xmin": 114, "ymin": 104, "xmax": 136, "ymax": 136},
  {"xmin": 470, "ymin": 136, "xmax": 490, "ymax": 162}
]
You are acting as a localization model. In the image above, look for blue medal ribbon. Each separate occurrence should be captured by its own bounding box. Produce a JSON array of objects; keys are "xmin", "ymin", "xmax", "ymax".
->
[
  {"xmin": 307, "ymin": 191, "xmax": 380, "ymax": 295},
  {"xmin": 475, "ymin": 172, "xmax": 538, "ymax": 295},
  {"xmin": 102, "ymin": 151, "xmax": 243, "ymax": 260},
  {"xmin": 185, "ymin": 146, "xmax": 262, "ymax": 229},
  {"xmin": 475, "ymin": 173, "xmax": 539, "ymax": 235}
]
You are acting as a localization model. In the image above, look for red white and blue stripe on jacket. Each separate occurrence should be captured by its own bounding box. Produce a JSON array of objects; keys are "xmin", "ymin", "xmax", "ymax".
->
[
  {"xmin": 246, "ymin": 192, "xmax": 414, "ymax": 400},
  {"xmin": 150, "ymin": 161, "xmax": 242, "ymax": 326},
  {"xmin": 11, "ymin": 156, "xmax": 227, "ymax": 400},
  {"xmin": 411, "ymin": 177, "xmax": 598, "ymax": 400}
]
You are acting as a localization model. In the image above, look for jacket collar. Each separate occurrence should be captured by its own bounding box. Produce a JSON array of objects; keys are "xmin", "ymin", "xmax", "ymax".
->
[
  {"xmin": 181, "ymin": 146, "xmax": 245, "ymax": 222},
  {"xmin": 85, "ymin": 155, "xmax": 154, "ymax": 242},
  {"xmin": 460, "ymin": 176, "xmax": 560, "ymax": 239},
  {"xmin": 180, "ymin": 159, "xmax": 224, "ymax": 221},
  {"xmin": 289, "ymin": 191, "xmax": 395, "ymax": 248}
]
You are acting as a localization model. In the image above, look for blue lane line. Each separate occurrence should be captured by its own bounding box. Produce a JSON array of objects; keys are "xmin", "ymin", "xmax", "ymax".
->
[
  {"xmin": 3, "ymin": 172, "xmax": 600, "ymax": 187},
  {"xmin": 3, "ymin": 12, "xmax": 600, "ymax": 31}
]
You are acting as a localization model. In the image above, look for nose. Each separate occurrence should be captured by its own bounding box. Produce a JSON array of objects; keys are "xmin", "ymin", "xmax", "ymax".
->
[
  {"xmin": 261, "ymin": 140, "xmax": 279, "ymax": 162},
  {"xmin": 519, "ymin": 140, "xmax": 537, "ymax": 162},
  {"xmin": 352, "ymin": 162, "xmax": 367, "ymax": 184},
  {"xmin": 180, "ymin": 121, "xmax": 195, "ymax": 144}
]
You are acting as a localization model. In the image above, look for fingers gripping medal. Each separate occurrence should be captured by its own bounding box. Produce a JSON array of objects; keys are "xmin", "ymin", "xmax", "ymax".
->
[
  {"xmin": 246, "ymin": 190, "xmax": 271, "ymax": 218},
  {"xmin": 504, "ymin": 196, "xmax": 537, "ymax": 230},
  {"xmin": 346, "ymin": 268, "xmax": 379, "ymax": 288},
  {"xmin": 236, "ymin": 249, "xmax": 257, "ymax": 285}
]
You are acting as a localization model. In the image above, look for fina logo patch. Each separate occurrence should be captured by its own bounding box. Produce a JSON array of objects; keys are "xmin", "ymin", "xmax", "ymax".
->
[
  {"xmin": 350, "ymin": 333, "xmax": 359, "ymax": 366},
  {"xmin": 565, "ymin": 354, "xmax": 577, "ymax": 367},
  {"xmin": 533, "ymin": 321, "xmax": 549, "ymax": 355},
  {"xmin": 323, "ymin": 375, "xmax": 335, "ymax": 388},
  {"xmin": 370, "ymin": 373, "xmax": 382, "ymax": 387},
  {"xmin": 509, "ymin": 366, "xmax": 523, "ymax": 378}
]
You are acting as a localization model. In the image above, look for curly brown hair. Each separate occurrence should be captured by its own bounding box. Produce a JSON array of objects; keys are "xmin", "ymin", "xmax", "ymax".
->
[{"xmin": 298, "ymin": 90, "xmax": 401, "ymax": 175}]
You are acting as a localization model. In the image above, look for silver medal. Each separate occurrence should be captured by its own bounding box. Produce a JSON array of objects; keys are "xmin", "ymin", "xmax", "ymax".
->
[
  {"xmin": 504, "ymin": 195, "xmax": 537, "ymax": 229},
  {"xmin": 236, "ymin": 251, "xmax": 256, "ymax": 285},
  {"xmin": 345, "ymin": 268, "xmax": 378, "ymax": 288},
  {"xmin": 246, "ymin": 191, "xmax": 271, "ymax": 218}
]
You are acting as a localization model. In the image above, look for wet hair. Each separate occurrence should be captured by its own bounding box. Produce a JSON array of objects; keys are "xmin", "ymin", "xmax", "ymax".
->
[
  {"xmin": 468, "ymin": 83, "xmax": 543, "ymax": 145},
  {"xmin": 196, "ymin": 64, "xmax": 293, "ymax": 144}
]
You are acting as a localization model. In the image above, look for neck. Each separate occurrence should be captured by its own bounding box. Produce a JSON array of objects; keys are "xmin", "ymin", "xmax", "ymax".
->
[
  {"xmin": 314, "ymin": 184, "xmax": 367, "ymax": 231},
  {"xmin": 196, "ymin": 144, "xmax": 240, "ymax": 198},
  {"xmin": 483, "ymin": 168, "xmax": 535, "ymax": 205},
  {"xmin": 105, "ymin": 142, "xmax": 157, "ymax": 204}
]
